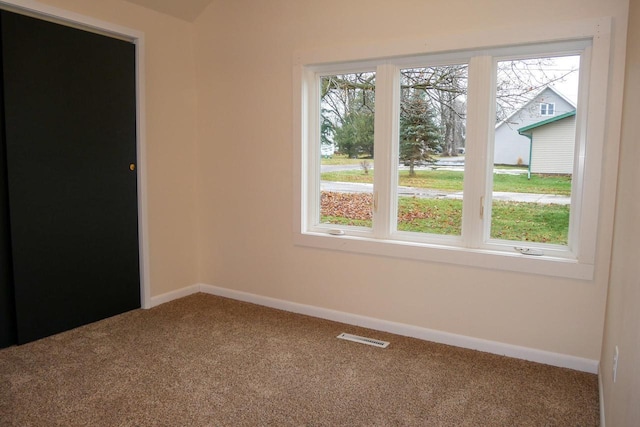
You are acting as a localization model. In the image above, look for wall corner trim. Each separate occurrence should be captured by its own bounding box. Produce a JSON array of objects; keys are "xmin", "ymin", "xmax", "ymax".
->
[
  {"xmin": 599, "ymin": 364, "xmax": 606, "ymax": 426},
  {"xmin": 143, "ymin": 283, "xmax": 601, "ymax": 374}
]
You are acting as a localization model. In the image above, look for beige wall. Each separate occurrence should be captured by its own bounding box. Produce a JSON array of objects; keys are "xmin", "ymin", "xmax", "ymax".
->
[
  {"xmin": 18, "ymin": 0, "xmax": 632, "ymax": 368},
  {"xmin": 7, "ymin": 0, "xmax": 637, "ymax": 419},
  {"xmin": 600, "ymin": 0, "xmax": 640, "ymax": 424},
  {"xmin": 30, "ymin": 0, "xmax": 201, "ymax": 297},
  {"xmin": 193, "ymin": 0, "xmax": 629, "ymax": 361}
]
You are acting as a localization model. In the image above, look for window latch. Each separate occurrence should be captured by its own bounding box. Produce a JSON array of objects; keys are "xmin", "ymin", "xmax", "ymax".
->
[
  {"xmin": 480, "ymin": 196, "xmax": 484, "ymax": 220},
  {"xmin": 514, "ymin": 247, "xmax": 544, "ymax": 256}
]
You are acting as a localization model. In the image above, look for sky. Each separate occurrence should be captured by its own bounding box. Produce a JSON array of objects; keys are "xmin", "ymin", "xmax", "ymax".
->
[{"xmin": 533, "ymin": 54, "xmax": 580, "ymax": 104}]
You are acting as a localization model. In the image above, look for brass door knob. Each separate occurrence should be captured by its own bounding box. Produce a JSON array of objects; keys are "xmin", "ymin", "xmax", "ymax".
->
[{"xmin": 129, "ymin": 163, "xmax": 136, "ymax": 171}]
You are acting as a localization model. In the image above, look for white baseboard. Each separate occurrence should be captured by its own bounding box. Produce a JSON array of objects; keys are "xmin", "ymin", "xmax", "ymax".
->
[
  {"xmin": 152, "ymin": 282, "xmax": 599, "ymax": 374},
  {"xmin": 147, "ymin": 284, "xmax": 201, "ymax": 308}
]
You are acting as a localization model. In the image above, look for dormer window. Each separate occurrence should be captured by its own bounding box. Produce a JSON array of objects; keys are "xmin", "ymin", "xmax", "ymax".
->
[{"xmin": 540, "ymin": 102, "xmax": 555, "ymax": 116}]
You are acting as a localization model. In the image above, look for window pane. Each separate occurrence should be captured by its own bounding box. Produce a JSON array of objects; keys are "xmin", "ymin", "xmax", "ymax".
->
[
  {"xmin": 397, "ymin": 65, "xmax": 467, "ymax": 236},
  {"xmin": 540, "ymin": 104, "xmax": 548, "ymax": 115},
  {"xmin": 319, "ymin": 72, "xmax": 375, "ymax": 229},
  {"xmin": 492, "ymin": 55, "xmax": 580, "ymax": 245}
]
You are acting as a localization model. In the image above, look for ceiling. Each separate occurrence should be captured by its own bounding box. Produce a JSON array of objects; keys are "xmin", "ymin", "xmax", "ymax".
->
[{"xmin": 125, "ymin": 0, "xmax": 213, "ymax": 22}]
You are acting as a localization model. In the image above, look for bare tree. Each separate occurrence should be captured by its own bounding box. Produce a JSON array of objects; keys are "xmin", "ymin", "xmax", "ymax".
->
[
  {"xmin": 320, "ymin": 56, "xmax": 578, "ymax": 159},
  {"xmin": 495, "ymin": 57, "xmax": 579, "ymax": 122},
  {"xmin": 321, "ymin": 73, "xmax": 375, "ymax": 157}
]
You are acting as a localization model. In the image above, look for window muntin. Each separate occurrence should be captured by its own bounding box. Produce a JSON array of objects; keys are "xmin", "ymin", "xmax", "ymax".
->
[
  {"xmin": 309, "ymin": 51, "xmax": 584, "ymax": 250},
  {"xmin": 396, "ymin": 65, "xmax": 468, "ymax": 238},
  {"xmin": 297, "ymin": 29, "xmax": 608, "ymax": 278},
  {"xmin": 540, "ymin": 103, "xmax": 555, "ymax": 115}
]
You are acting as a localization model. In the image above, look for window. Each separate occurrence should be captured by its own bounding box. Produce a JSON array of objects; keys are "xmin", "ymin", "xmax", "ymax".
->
[
  {"xmin": 492, "ymin": 55, "xmax": 579, "ymax": 247},
  {"xmin": 320, "ymin": 72, "xmax": 376, "ymax": 230},
  {"xmin": 397, "ymin": 65, "xmax": 468, "ymax": 238},
  {"xmin": 294, "ymin": 19, "xmax": 612, "ymax": 279},
  {"xmin": 540, "ymin": 103, "xmax": 555, "ymax": 116}
]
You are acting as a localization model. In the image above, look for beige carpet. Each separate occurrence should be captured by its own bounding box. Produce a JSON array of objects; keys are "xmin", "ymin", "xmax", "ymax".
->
[{"xmin": 0, "ymin": 293, "xmax": 599, "ymax": 426}]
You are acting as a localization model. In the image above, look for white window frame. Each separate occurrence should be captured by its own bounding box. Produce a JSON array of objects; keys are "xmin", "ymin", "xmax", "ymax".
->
[
  {"xmin": 540, "ymin": 102, "xmax": 556, "ymax": 116},
  {"xmin": 292, "ymin": 18, "xmax": 611, "ymax": 280}
]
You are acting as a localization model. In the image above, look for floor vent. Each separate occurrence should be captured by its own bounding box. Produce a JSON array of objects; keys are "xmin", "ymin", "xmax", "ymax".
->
[{"xmin": 337, "ymin": 333, "xmax": 390, "ymax": 348}]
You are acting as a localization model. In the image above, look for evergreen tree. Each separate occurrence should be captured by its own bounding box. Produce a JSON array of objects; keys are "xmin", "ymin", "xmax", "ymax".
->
[
  {"xmin": 399, "ymin": 90, "xmax": 442, "ymax": 176},
  {"xmin": 334, "ymin": 109, "xmax": 374, "ymax": 158}
]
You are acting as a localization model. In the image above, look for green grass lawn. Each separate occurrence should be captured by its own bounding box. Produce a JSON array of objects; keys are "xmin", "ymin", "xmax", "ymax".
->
[
  {"xmin": 320, "ymin": 169, "xmax": 572, "ymax": 195},
  {"xmin": 492, "ymin": 173, "xmax": 571, "ymax": 195},
  {"xmin": 396, "ymin": 198, "xmax": 463, "ymax": 235},
  {"xmin": 321, "ymin": 194, "xmax": 569, "ymax": 244},
  {"xmin": 320, "ymin": 154, "xmax": 374, "ymax": 166},
  {"xmin": 490, "ymin": 201, "xmax": 569, "ymax": 244}
]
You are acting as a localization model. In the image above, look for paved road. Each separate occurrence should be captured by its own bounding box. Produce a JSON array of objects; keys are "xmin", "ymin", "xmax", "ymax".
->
[
  {"xmin": 320, "ymin": 160, "xmax": 570, "ymax": 204},
  {"xmin": 320, "ymin": 181, "xmax": 570, "ymax": 204},
  {"xmin": 321, "ymin": 159, "xmax": 524, "ymax": 175}
]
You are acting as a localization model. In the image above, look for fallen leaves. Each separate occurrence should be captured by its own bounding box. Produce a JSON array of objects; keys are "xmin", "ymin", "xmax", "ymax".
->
[
  {"xmin": 321, "ymin": 191, "xmax": 372, "ymax": 220},
  {"xmin": 319, "ymin": 192, "xmax": 567, "ymax": 244}
]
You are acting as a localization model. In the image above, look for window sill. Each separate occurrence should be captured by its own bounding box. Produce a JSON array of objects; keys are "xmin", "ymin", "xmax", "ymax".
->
[{"xmin": 294, "ymin": 231, "xmax": 594, "ymax": 280}]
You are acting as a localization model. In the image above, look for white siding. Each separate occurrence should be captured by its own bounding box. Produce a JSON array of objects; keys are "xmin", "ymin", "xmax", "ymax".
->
[{"xmin": 530, "ymin": 115, "xmax": 576, "ymax": 174}]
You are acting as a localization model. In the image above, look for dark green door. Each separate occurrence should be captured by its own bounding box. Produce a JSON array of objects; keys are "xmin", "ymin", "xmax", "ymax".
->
[{"xmin": 1, "ymin": 11, "xmax": 140, "ymax": 344}]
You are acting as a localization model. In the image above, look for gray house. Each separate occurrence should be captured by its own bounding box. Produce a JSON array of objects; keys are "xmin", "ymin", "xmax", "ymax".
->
[{"xmin": 493, "ymin": 86, "xmax": 576, "ymax": 166}]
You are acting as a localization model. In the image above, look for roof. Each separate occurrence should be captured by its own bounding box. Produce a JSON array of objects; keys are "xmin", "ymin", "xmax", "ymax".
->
[
  {"xmin": 518, "ymin": 110, "xmax": 576, "ymax": 134},
  {"xmin": 495, "ymin": 86, "xmax": 577, "ymax": 130}
]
